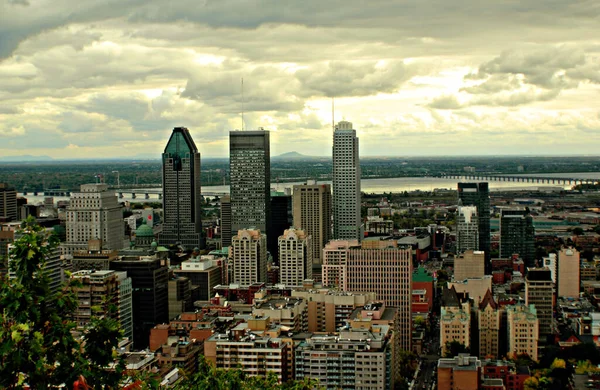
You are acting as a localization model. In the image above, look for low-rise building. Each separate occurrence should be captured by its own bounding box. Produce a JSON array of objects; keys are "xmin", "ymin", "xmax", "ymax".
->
[{"xmin": 438, "ymin": 354, "xmax": 482, "ymax": 390}]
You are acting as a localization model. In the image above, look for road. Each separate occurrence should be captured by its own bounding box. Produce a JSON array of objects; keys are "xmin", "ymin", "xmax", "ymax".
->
[{"xmin": 413, "ymin": 320, "xmax": 440, "ymax": 390}]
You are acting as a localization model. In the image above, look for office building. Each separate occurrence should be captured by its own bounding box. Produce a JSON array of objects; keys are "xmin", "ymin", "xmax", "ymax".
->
[
  {"xmin": 500, "ymin": 209, "xmax": 535, "ymax": 267},
  {"xmin": 229, "ymin": 130, "xmax": 271, "ymax": 234},
  {"xmin": 332, "ymin": 121, "xmax": 362, "ymax": 241},
  {"xmin": 0, "ymin": 183, "xmax": 17, "ymax": 222},
  {"xmin": 230, "ymin": 228, "xmax": 267, "ymax": 286},
  {"xmin": 278, "ymin": 228, "xmax": 312, "ymax": 288},
  {"xmin": 269, "ymin": 191, "xmax": 292, "ymax": 262},
  {"xmin": 71, "ymin": 270, "xmax": 133, "ymax": 342},
  {"xmin": 110, "ymin": 256, "xmax": 169, "ymax": 349},
  {"xmin": 454, "ymin": 250, "xmax": 485, "ymax": 281},
  {"xmin": 219, "ymin": 195, "xmax": 232, "ymax": 248},
  {"xmin": 557, "ymin": 247, "xmax": 580, "ymax": 299},
  {"xmin": 478, "ymin": 289, "xmax": 501, "ymax": 359},
  {"xmin": 506, "ymin": 305, "xmax": 539, "ymax": 361},
  {"xmin": 159, "ymin": 127, "xmax": 204, "ymax": 249},
  {"xmin": 438, "ymin": 354, "xmax": 482, "ymax": 390},
  {"xmin": 292, "ymin": 182, "xmax": 332, "ymax": 267},
  {"xmin": 456, "ymin": 206, "xmax": 479, "ymax": 253},
  {"xmin": 458, "ymin": 182, "xmax": 490, "ymax": 271},
  {"xmin": 322, "ymin": 238, "xmax": 412, "ymax": 351},
  {"xmin": 173, "ymin": 254, "xmax": 226, "ymax": 301},
  {"xmin": 525, "ymin": 268, "xmax": 554, "ymax": 337},
  {"xmin": 295, "ymin": 321, "xmax": 393, "ymax": 390},
  {"xmin": 63, "ymin": 184, "xmax": 124, "ymax": 256},
  {"xmin": 168, "ymin": 275, "xmax": 193, "ymax": 320}
]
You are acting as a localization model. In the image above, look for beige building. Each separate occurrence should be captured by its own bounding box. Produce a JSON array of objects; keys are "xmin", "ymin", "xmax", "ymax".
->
[
  {"xmin": 454, "ymin": 250, "xmax": 485, "ymax": 281},
  {"xmin": 478, "ymin": 289, "xmax": 501, "ymax": 358},
  {"xmin": 448, "ymin": 275, "xmax": 493, "ymax": 305},
  {"xmin": 558, "ymin": 247, "xmax": 580, "ymax": 298},
  {"xmin": 322, "ymin": 238, "xmax": 412, "ymax": 351},
  {"xmin": 63, "ymin": 184, "xmax": 124, "ymax": 256},
  {"xmin": 292, "ymin": 286, "xmax": 376, "ymax": 333},
  {"xmin": 278, "ymin": 228, "xmax": 312, "ymax": 288},
  {"xmin": 252, "ymin": 293, "xmax": 308, "ymax": 332},
  {"xmin": 440, "ymin": 305, "xmax": 471, "ymax": 356},
  {"xmin": 292, "ymin": 182, "xmax": 331, "ymax": 266},
  {"xmin": 230, "ymin": 229, "xmax": 267, "ymax": 287},
  {"xmin": 506, "ymin": 304, "xmax": 539, "ymax": 361},
  {"xmin": 525, "ymin": 267, "xmax": 554, "ymax": 336}
]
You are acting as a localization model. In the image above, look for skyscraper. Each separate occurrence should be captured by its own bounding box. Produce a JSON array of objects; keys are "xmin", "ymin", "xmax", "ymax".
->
[
  {"xmin": 63, "ymin": 184, "xmax": 124, "ymax": 256},
  {"xmin": 525, "ymin": 267, "xmax": 553, "ymax": 337},
  {"xmin": 268, "ymin": 191, "xmax": 292, "ymax": 262},
  {"xmin": 500, "ymin": 209, "xmax": 535, "ymax": 267},
  {"xmin": 0, "ymin": 183, "xmax": 17, "ymax": 222},
  {"xmin": 219, "ymin": 195, "xmax": 232, "ymax": 248},
  {"xmin": 278, "ymin": 228, "xmax": 312, "ymax": 287},
  {"xmin": 229, "ymin": 130, "xmax": 270, "ymax": 234},
  {"xmin": 332, "ymin": 121, "xmax": 362, "ymax": 241},
  {"xmin": 292, "ymin": 182, "xmax": 332, "ymax": 269},
  {"xmin": 458, "ymin": 182, "xmax": 490, "ymax": 271},
  {"xmin": 230, "ymin": 228, "xmax": 267, "ymax": 287},
  {"xmin": 160, "ymin": 127, "xmax": 204, "ymax": 249}
]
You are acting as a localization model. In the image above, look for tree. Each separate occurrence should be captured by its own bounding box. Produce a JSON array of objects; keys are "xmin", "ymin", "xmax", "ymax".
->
[
  {"xmin": 0, "ymin": 217, "xmax": 125, "ymax": 389},
  {"xmin": 443, "ymin": 341, "xmax": 469, "ymax": 358},
  {"xmin": 573, "ymin": 227, "xmax": 585, "ymax": 236}
]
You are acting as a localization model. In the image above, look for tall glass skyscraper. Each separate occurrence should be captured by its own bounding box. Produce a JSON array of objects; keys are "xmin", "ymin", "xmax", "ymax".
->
[
  {"xmin": 159, "ymin": 127, "xmax": 204, "ymax": 249},
  {"xmin": 458, "ymin": 182, "xmax": 490, "ymax": 271},
  {"xmin": 332, "ymin": 121, "xmax": 362, "ymax": 241},
  {"xmin": 229, "ymin": 130, "xmax": 271, "ymax": 235}
]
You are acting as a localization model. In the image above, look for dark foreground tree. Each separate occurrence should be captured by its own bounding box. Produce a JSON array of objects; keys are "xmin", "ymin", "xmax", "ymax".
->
[{"xmin": 0, "ymin": 217, "xmax": 124, "ymax": 389}]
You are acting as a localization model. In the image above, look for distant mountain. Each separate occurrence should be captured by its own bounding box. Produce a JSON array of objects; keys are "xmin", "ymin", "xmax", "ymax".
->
[
  {"xmin": 0, "ymin": 155, "xmax": 53, "ymax": 162},
  {"xmin": 273, "ymin": 151, "xmax": 322, "ymax": 160}
]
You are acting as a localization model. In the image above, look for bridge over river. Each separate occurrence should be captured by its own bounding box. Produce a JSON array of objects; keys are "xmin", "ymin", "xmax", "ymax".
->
[{"xmin": 441, "ymin": 174, "xmax": 599, "ymax": 186}]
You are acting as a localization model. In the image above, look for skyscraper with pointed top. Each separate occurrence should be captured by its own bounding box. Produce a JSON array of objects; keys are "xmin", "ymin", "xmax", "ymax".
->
[
  {"xmin": 332, "ymin": 121, "xmax": 362, "ymax": 241},
  {"xmin": 159, "ymin": 127, "xmax": 204, "ymax": 249}
]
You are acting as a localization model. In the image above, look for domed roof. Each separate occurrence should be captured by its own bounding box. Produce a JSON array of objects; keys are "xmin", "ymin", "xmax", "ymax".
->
[{"xmin": 135, "ymin": 220, "xmax": 154, "ymax": 238}]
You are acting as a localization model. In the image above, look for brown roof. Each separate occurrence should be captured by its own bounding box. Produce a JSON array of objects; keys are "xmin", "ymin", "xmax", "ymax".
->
[{"xmin": 479, "ymin": 289, "xmax": 497, "ymax": 310}]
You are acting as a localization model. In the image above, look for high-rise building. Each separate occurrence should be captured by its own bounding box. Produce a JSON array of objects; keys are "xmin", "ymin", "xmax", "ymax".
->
[
  {"xmin": 478, "ymin": 289, "xmax": 501, "ymax": 359},
  {"xmin": 219, "ymin": 195, "xmax": 232, "ymax": 248},
  {"xmin": 229, "ymin": 130, "xmax": 271, "ymax": 234},
  {"xmin": 168, "ymin": 275, "xmax": 193, "ymax": 320},
  {"xmin": 500, "ymin": 209, "xmax": 535, "ymax": 267},
  {"xmin": 332, "ymin": 121, "xmax": 362, "ymax": 241},
  {"xmin": 110, "ymin": 256, "xmax": 169, "ymax": 349},
  {"xmin": 0, "ymin": 183, "xmax": 17, "ymax": 222},
  {"xmin": 71, "ymin": 270, "xmax": 133, "ymax": 342},
  {"xmin": 292, "ymin": 182, "xmax": 332, "ymax": 268},
  {"xmin": 457, "ymin": 182, "xmax": 490, "ymax": 271},
  {"xmin": 295, "ymin": 321, "xmax": 393, "ymax": 390},
  {"xmin": 230, "ymin": 228, "xmax": 267, "ymax": 287},
  {"xmin": 454, "ymin": 250, "xmax": 485, "ymax": 281},
  {"xmin": 456, "ymin": 206, "xmax": 479, "ymax": 253},
  {"xmin": 557, "ymin": 247, "xmax": 580, "ymax": 299},
  {"xmin": 159, "ymin": 127, "xmax": 204, "ymax": 249},
  {"xmin": 440, "ymin": 287, "xmax": 471, "ymax": 357},
  {"xmin": 525, "ymin": 267, "xmax": 554, "ymax": 337},
  {"xmin": 322, "ymin": 238, "xmax": 412, "ymax": 351},
  {"xmin": 506, "ymin": 304, "xmax": 539, "ymax": 361},
  {"xmin": 278, "ymin": 228, "xmax": 312, "ymax": 288},
  {"xmin": 63, "ymin": 184, "xmax": 124, "ymax": 256},
  {"xmin": 269, "ymin": 191, "xmax": 292, "ymax": 262}
]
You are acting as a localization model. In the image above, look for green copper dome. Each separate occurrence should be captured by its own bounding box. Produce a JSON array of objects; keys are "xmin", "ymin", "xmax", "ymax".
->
[{"xmin": 135, "ymin": 220, "xmax": 154, "ymax": 238}]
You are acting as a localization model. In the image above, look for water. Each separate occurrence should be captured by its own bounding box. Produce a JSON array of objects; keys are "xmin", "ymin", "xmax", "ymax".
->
[{"xmin": 19, "ymin": 173, "xmax": 592, "ymax": 205}]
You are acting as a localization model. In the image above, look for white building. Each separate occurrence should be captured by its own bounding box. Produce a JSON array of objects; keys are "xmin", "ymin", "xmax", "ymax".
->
[
  {"xmin": 332, "ymin": 121, "xmax": 362, "ymax": 241},
  {"xmin": 230, "ymin": 229, "xmax": 267, "ymax": 286},
  {"xmin": 278, "ymin": 228, "xmax": 312, "ymax": 287},
  {"xmin": 456, "ymin": 206, "xmax": 479, "ymax": 253}
]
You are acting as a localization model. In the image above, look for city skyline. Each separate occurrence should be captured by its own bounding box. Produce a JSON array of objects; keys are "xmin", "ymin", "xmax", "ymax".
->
[{"xmin": 1, "ymin": 1, "xmax": 600, "ymax": 159}]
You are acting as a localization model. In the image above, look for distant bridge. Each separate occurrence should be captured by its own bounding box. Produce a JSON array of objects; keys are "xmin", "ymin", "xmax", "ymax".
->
[
  {"xmin": 441, "ymin": 174, "xmax": 599, "ymax": 186},
  {"xmin": 113, "ymin": 188, "xmax": 228, "ymax": 200}
]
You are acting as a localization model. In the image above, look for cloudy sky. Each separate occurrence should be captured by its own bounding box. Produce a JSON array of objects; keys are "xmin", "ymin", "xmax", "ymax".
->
[{"xmin": 1, "ymin": 0, "xmax": 599, "ymax": 159}]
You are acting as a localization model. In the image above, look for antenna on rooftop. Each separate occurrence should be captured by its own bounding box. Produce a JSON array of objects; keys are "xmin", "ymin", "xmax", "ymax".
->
[{"xmin": 241, "ymin": 78, "xmax": 245, "ymax": 131}]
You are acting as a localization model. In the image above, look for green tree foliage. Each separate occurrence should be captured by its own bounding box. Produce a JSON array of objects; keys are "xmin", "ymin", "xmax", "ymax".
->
[
  {"xmin": 0, "ymin": 217, "xmax": 125, "ymax": 389},
  {"xmin": 443, "ymin": 341, "xmax": 470, "ymax": 358}
]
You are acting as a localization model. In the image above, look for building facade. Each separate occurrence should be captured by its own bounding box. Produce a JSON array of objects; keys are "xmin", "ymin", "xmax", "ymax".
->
[
  {"xmin": 478, "ymin": 289, "xmax": 501, "ymax": 359},
  {"xmin": 332, "ymin": 121, "xmax": 362, "ymax": 241},
  {"xmin": 506, "ymin": 304, "xmax": 539, "ymax": 361},
  {"xmin": 64, "ymin": 184, "xmax": 124, "ymax": 256},
  {"xmin": 438, "ymin": 354, "xmax": 482, "ymax": 390},
  {"xmin": 229, "ymin": 130, "xmax": 271, "ymax": 234},
  {"xmin": 456, "ymin": 206, "xmax": 479, "ymax": 254},
  {"xmin": 278, "ymin": 228, "xmax": 312, "ymax": 288},
  {"xmin": 454, "ymin": 250, "xmax": 485, "ymax": 281},
  {"xmin": 230, "ymin": 229, "xmax": 267, "ymax": 286},
  {"xmin": 525, "ymin": 268, "xmax": 554, "ymax": 337},
  {"xmin": 292, "ymin": 182, "xmax": 332, "ymax": 267},
  {"xmin": 458, "ymin": 182, "xmax": 490, "ymax": 272},
  {"xmin": 269, "ymin": 191, "xmax": 292, "ymax": 262},
  {"xmin": 160, "ymin": 127, "xmax": 204, "ymax": 249},
  {"xmin": 219, "ymin": 195, "xmax": 232, "ymax": 248},
  {"xmin": 557, "ymin": 247, "xmax": 580, "ymax": 299},
  {"xmin": 0, "ymin": 183, "xmax": 17, "ymax": 222}
]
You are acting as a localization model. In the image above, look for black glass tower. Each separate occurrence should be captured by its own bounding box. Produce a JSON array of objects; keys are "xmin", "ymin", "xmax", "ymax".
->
[
  {"xmin": 159, "ymin": 127, "xmax": 204, "ymax": 249},
  {"xmin": 457, "ymin": 182, "xmax": 490, "ymax": 272}
]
